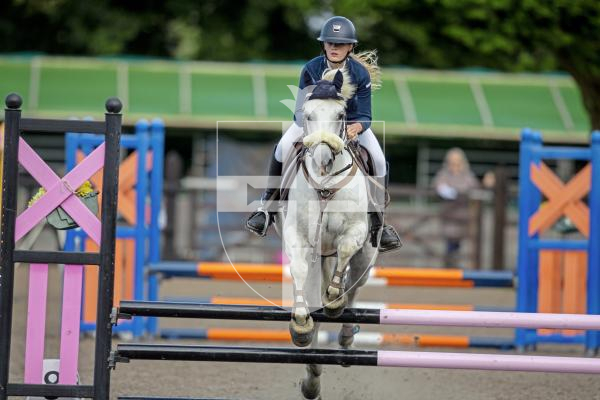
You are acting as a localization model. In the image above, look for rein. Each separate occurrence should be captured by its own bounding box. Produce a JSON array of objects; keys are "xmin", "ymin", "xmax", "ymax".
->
[
  {"xmin": 346, "ymin": 143, "xmax": 390, "ymax": 208},
  {"xmin": 301, "ymin": 151, "xmax": 357, "ymax": 201}
]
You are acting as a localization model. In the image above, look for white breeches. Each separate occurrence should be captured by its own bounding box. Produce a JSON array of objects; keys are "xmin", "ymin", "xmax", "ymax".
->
[{"xmin": 275, "ymin": 124, "xmax": 386, "ymax": 177}]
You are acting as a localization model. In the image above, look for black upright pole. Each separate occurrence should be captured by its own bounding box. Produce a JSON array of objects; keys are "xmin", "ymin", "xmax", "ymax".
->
[
  {"xmin": 0, "ymin": 93, "xmax": 22, "ymax": 400},
  {"xmin": 93, "ymin": 98, "xmax": 122, "ymax": 400},
  {"xmin": 492, "ymin": 166, "xmax": 508, "ymax": 271}
]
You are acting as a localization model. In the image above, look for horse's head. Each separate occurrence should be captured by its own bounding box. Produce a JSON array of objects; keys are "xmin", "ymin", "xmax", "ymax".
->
[{"xmin": 302, "ymin": 70, "xmax": 354, "ymax": 176}]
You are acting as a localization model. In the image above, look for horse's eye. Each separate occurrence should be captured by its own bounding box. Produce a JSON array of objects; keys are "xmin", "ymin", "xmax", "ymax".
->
[{"xmin": 306, "ymin": 115, "xmax": 312, "ymax": 121}]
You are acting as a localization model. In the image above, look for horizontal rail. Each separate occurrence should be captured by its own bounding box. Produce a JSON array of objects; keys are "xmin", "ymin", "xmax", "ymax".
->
[
  {"xmin": 531, "ymin": 147, "xmax": 591, "ymax": 161},
  {"xmin": 69, "ymin": 133, "xmax": 147, "ymax": 149},
  {"xmin": 114, "ymin": 344, "xmax": 600, "ymax": 374},
  {"xmin": 13, "ymin": 250, "xmax": 101, "ymax": 265},
  {"xmin": 20, "ymin": 118, "xmax": 106, "ymax": 134},
  {"xmin": 119, "ymin": 301, "xmax": 600, "ymax": 330},
  {"xmin": 149, "ymin": 262, "xmax": 514, "ymax": 288},
  {"xmin": 116, "ymin": 344, "xmax": 377, "ymax": 366},
  {"xmin": 528, "ymin": 239, "xmax": 588, "ymax": 251},
  {"xmin": 119, "ymin": 301, "xmax": 378, "ymax": 324},
  {"xmin": 161, "ymin": 296, "xmax": 513, "ymax": 312},
  {"xmin": 159, "ymin": 327, "xmax": 515, "ymax": 349},
  {"xmin": 7, "ymin": 383, "xmax": 95, "ymax": 397}
]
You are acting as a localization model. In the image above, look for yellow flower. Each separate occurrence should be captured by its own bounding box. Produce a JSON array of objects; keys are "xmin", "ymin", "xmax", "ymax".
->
[
  {"xmin": 28, "ymin": 180, "xmax": 95, "ymax": 207},
  {"xmin": 75, "ymin": 180, "xmax": 94, "ymax": 196}
]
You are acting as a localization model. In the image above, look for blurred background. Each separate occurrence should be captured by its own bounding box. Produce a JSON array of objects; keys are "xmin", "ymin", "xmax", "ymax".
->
[{"xmin": 1, "ymin": 0, "xmax": 598, "ymax": 270}]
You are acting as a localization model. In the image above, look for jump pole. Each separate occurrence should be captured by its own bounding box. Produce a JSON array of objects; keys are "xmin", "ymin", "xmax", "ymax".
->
[
  {"xmin": 149, "ymin": 262, "xmax": 514, "ymax": 288},
  {"xmin": 159, "ymin": 327, "xmax": 515, "ymax": 349},
  {"xmin": 118, "ymin": 301, "xmax": 600, "ymax": 330},
  {"xmin": 162, "ymin": 296, "xmax": 512, "ymax": 312},
  {"xmin": 114, "ymin": 344, "xmax": 600, "ymax": 374}
]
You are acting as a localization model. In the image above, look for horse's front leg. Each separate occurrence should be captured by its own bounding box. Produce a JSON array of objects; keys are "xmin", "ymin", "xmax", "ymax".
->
[
  {"xmin": 323, "ymin": 223, "xmax": 368, "ymax": 318},
  {"xmin": 285, "ymin": 231, "xmax": 316, "ymax": 347}
]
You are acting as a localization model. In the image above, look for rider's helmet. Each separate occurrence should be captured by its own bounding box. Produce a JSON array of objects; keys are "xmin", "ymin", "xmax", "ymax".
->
[{"xmin": 317, "ymin": 16, "xmax": 358, "ymax": 44}]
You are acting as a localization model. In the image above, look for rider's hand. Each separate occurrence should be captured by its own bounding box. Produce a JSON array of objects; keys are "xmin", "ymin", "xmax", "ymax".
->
[{"xmin": 346, "ymin": 123, "xmax": 363, "ymax": 140}]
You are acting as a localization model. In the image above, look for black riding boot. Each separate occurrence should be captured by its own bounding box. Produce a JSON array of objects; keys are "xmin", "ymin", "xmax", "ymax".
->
[
  {"xmin": 369, "ymin": 212, "xmax": 402, "ymax": 252},
  {"xmin": 245, "ymin": 149, "xmax": 283, "ymax": 237},
  {"xmin": 369, "ymin": 163, "xmax": 402, "ymax": 252}
]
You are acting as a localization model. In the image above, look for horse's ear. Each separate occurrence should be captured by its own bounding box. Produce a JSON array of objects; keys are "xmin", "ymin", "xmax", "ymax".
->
[
  {"xmin": 333, "ymin": 70, "xmax": 343, "ymax": 92},
  {"xmin": 302, "ymin": 69, "xmax": 313, "ymax": 88}
]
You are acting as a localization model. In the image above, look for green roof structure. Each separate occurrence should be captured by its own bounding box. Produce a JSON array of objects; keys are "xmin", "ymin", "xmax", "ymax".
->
[{"xmin": 0, "ymin": 55, "xmax": 590, "ymax": 142}]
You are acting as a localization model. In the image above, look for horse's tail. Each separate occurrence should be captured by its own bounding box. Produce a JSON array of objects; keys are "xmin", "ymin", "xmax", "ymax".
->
[{"xmin": 350, "ymin": 50, "xmax": 382, "ymax": 91}]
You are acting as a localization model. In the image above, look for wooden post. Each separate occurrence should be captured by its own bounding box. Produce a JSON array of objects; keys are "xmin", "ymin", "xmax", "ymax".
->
[
  {"xmin": 492, "ymin": 166, "xmax": 508, "ymax": 270},
  {"xmin": 163, "ymin": 151, "xmax": 183, "ymax": 259},
  {"xmin": 470, "ymin": 198, "xmax": 483, "ymax": 270},
  {"xmin": 0, "ymin": 123, "xmax": 3, "ymax": 228}
]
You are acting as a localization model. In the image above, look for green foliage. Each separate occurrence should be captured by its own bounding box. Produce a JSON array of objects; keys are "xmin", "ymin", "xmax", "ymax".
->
[
  {"xmin": 2, "ymin": 0, "xmax": 597, "ymax": 72},
  {"xmin": 1, "ymin": 0, "xmax": 599, "ymax": 127}
]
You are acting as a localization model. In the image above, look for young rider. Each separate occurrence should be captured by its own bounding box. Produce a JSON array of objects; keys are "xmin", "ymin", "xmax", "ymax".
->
[{"xmin": 245, "ymin": 16, "xmax": 401, "ymax": 252}]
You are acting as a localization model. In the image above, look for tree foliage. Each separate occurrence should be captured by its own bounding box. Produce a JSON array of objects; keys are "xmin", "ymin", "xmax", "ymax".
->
[
  {"xmin": 1, "ymin": 0, "xmax": 598, "ymax": 129},
  {"xmin": 336, "ymin": 0, "xmax": 600, "ymax": 129}
]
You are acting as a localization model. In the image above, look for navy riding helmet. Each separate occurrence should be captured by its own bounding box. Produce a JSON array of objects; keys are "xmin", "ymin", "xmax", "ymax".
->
[{"xmin": 317, "ymin": 16, "xmax": 358, "ymax": 44}]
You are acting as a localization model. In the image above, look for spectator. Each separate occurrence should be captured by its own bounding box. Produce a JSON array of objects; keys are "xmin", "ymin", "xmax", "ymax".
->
[{"xmin": 433, "ymin": 148, "xmax": 479, "ymax": 268}]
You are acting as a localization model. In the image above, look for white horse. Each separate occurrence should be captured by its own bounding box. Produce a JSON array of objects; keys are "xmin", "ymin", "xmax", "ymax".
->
[{"xmin": 275, "ymin": 70, "xmax": 378, "ymax": 400}]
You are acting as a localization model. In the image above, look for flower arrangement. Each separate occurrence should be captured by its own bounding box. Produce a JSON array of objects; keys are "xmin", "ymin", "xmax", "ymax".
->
[{"xmin": 28, "ymin": 180, "xmax": 99, "ymax": 230}]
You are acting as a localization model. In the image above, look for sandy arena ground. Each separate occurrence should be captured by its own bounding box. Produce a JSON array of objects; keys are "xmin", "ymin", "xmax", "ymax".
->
[{"xmin": 7, "ymin": 263, "xmax": 600, "ymax": 400}]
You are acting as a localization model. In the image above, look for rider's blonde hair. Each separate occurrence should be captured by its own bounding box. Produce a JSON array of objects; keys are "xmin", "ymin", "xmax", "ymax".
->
[{"xmin": 350, "ymin": 50, "xmax": 382, "ymax": 91}]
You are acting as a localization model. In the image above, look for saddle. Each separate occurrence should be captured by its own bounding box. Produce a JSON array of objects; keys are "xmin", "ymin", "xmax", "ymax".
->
[{"xmin": 278, "ymin": 140, "xmax": 375, "ymax": 203}]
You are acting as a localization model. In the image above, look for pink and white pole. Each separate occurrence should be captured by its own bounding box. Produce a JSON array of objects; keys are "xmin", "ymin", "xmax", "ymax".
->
[
  {"xmin": 380, "ymin": 309, "xmax": 600, "ymax": 330},
  {"xmin": 378, "ymin": 351, "xmax": 600, "ymax": 374}
]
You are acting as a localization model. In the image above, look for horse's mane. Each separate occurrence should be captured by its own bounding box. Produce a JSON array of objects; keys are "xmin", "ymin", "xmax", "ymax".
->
[
  {"xmin": 320, "ymin": 50, "xmax": 382, "ymax": 97},
  {"xmin": 350, "ymin": 50, "xmax": 382, "ymax": 91}
]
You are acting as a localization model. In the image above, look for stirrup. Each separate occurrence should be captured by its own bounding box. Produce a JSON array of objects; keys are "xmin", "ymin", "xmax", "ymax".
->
[
  {"xmin": 378, "ymin": 225, "xmax": 403, "ymax": 253},
  {"xmin": 245, "ymin": 209, "xmax": 271, "ymax": 237}
]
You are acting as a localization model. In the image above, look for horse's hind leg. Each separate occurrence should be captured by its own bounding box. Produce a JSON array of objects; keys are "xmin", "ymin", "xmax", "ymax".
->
[
  {"xmin": 339, "ymin": 250, "xmax": 375, "ymax": 351},
  {"xmin": 300, "ymin": 323, "xmax": 322, "ymax": 400},
  {"xmin": 338, "ymin": 280, "xmax": 362, "ymax": 353}
]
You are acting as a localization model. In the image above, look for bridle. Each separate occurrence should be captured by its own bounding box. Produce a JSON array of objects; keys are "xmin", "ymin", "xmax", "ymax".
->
[
  {"xmin": 302, "ymin": 101, "xmax": 347, "ymax": 162},
  {"xmin": 302, "ymin": 110, "xmax": 354, "ymax": 200},
  {"xmin": 300, "ymin": 113, "xmax": 358, "ymax": 262}
]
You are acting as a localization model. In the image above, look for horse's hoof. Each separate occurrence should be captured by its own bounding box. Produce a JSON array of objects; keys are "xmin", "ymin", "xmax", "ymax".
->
[
  {"xmin": 289, "ymin": 317, "xmax": 315, "ymax": 347},
  {"xmin": 338, "ymin": 333, "xmax": 354, "ymax": 349},
  {"xmin": 322, "ymin": 293, "xmax": 347, "ymax": 318},
  {"xmin": 301, "ymin": 377, "xmax": 321, "ymax": 399},
  {"xmin": 339, "ymin": 331, "xmax": 354, "ymax": 367}
]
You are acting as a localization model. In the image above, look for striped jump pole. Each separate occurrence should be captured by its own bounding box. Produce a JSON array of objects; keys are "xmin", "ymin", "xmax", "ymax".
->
[
  {"xmin": 118, "ymin": 301, "xmax": 600, "ymax": 330},
  {"xmin": 159, "ymin": 327, "xmax": 515, "ymax": 349},
  {"xmin": 113, "ymin": 344, "xmax": 600, "ymax": 374},
  {"xmin": 149, "ymin": 262, "xmax": 514, "ymax": 288},
  {"xmin": 162, "ymin": 296, "xmax": 512, "ymax": 312}
]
